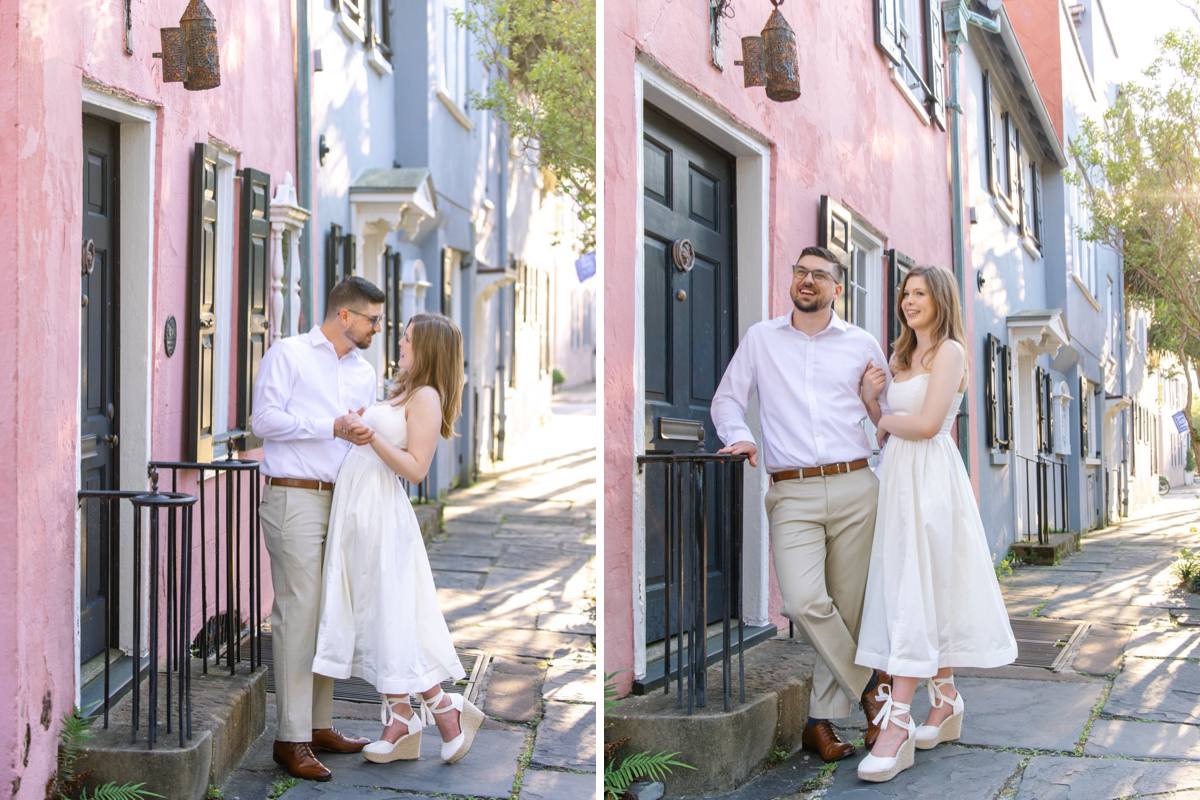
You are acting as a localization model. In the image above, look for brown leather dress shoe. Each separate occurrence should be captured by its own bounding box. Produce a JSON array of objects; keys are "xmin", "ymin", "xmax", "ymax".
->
[
  {"xmin": 272, "ymin": 741, "xmax": 332, "ymax": 782},
  {"xmin": 311, "ymin": 727, "xmax": 371, "ymax": 754},
  {"xmin": 800, "ymin": 720, "xmax": 855, "ymax": 762},
  {"xmin": 861, "ymin": 672, "xmax": 893, "ymax": 748}
]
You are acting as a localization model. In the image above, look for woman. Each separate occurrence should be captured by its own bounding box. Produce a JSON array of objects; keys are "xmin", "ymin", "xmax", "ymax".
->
[
  {"xmin": 854, "ymin": 266, "xmax": 1017, "ymax": 782},
  {"xmin": 313, "ymin": 313, "xmax": 485, "ymax": 765}
]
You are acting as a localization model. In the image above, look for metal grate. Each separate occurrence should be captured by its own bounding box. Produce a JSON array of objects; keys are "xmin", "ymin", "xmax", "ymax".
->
[
  {"xmin": 258, "ymin": 632, "xmax": 487, "ymax": 707},
  {"xmin": 1010, "ymin": 617, "xmax": 1088, "ymax": 670}
]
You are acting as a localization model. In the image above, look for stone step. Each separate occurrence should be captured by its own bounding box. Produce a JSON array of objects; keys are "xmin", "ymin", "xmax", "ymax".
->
[
  {"xmin": 76, "ymin": 663, "xmax": 267, "ymax": 800},
  {"xmin": 1011, "ymin": 530, "xmax": 1082, "ymax": 565},
  {"xmin": 606, "ymin": 637, "xmax": 816, "ymax": 796}
]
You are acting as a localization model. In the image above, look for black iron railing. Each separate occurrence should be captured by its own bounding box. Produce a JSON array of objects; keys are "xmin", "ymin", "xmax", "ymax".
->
[
  {"xmin": 148, "ymin": 454, "xmax": 263, "ymax": 675},
  {"xmin": 636, "ymin": 452, "xmax": 746, "ymax": 714},
  {"xmin": 1015, "ymin": 454, "xmax": 1069, "ymax": 545},
  {"xmin": 76, "ymin": 482, "xmax": 197, "ymax": 748},
  {"xmin": 401, "ymin": 475, "xmax": 431, "ymax": 504}
]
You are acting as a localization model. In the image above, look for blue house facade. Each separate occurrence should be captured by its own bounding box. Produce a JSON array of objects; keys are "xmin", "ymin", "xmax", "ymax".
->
[{"xmin": 301, "ymin": 0, "xmax": 565, "ymax": 493}]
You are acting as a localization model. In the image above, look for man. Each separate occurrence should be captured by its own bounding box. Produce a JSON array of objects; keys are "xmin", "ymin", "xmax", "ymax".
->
[
  {"xmin": 251, "ymin": 276, "xmax": 385, "ymax": 781},
  {"xmin": 711, "ymin": 246, "xmax": 892, "ymax": 762}
]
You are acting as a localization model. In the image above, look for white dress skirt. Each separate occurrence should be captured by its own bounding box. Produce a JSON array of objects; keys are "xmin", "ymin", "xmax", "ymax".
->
[
  {"xmin": 313, "ymin": 401, "xmax": 465, "ymax": 694},
  {"xmin": 855, "ymin": 374, "xmax": 1018, "ymax": 678}
]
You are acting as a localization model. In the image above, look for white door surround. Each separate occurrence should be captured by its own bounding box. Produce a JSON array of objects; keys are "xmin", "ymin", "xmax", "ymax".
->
[
  {"xmin": 631, "ymin": 58, "xmax": 772, "ymax": 679},
  {"xmin": 78, "ymin": 84, "xmax": 158, "ymax": 704}
]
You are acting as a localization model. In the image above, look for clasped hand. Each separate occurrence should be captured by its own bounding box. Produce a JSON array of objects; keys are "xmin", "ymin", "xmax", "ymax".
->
[{"xmin": 335, "ymin": 407, "xmax": 375, "ymax": 445}]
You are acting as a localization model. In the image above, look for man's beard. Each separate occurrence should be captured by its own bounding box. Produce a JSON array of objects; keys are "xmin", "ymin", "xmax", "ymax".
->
[
  {"xmin": 791, "ymin": 291, "xmax": 825, "ymax": 313},
  {"xmin": 350, "ymin": 331, "xmax": 374, "ymax": 350}
]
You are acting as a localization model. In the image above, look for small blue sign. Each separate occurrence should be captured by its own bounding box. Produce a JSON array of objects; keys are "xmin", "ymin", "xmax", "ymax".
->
[
  {"xmin": 574, "ymin": 251, "xmax": 596, "ymax": 283},
  {"xmin": 1173, "ymin": 410, "xmax": 1190, "ymax": 434}
]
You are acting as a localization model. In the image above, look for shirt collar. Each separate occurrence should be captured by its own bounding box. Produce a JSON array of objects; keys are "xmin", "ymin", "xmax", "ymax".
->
[
  {"xmin": 772, "ymin": 310, "xmax": 848, "ymax": 335},
  {"xmin": 306, "ymin": 325, "xmax": 362, "ymax": 362}
]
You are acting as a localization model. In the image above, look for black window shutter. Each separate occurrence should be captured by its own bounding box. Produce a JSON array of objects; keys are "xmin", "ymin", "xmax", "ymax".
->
[
  {"xmin": 238, "ymin": 167, "xmax": 271, "ymax": 449},
  {"xmin": 1079, "ymin": 376, "xmax": 1089, "ymax": 456},
  {"xmin": 325, "ymin": 222, "xmax": 344, "ymax": 305},
  {"xmin": 885, "ymin": 248, "xmax": 914, "ymax": 355},
  {"xmin": 926, "ymin": 0, "xmax": 946, "ymax": 127},
  {"xmin": 1035, "ymin": 366, "xmax": 1045, "ymax": 453},
  {"xmin": 384, "ymin": 247, "xmax": 402, "ymax": 381},
  {"xmin": 818, "ymin": 195, "xmax": 854, "ymax": 265},
  {"xmin": 1003, "ymin": 343, "xmax": 1013, "ymax": 450},
  {"xmin": 875, "ymin": 0, "xmax": 903, "ymax": 65},
  {"xmin": 441, "ymin": 248, "xmax": 454, "ymax": 315},
  {"xmin": 187, "ymin": 143, "xmax": 219, "ymax": 462},
  {"xmin": 1008, "ymin": 121, "xmax": 1020, "ymax": 209},
  {"xmin": 1033, "ymin": 165, "xmax": 1044, "ymax": 245},
  {"xmin": 983, "ymin": 72, "xmax": 998, "ymax": 196},
  {"xmin": 1018, "ymin": 149, "xmax": 1029, "ymax": 237},
  {"xmin": 985, "ymin": 335, "xmax": 998, "ymax": 449},
  {"xmin": 344, "ymin": 233, "xmax": 358, "ymax": 276}
]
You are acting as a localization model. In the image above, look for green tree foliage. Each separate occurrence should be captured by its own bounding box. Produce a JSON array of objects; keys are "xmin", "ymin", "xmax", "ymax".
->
[
  {"xmin": 456, "ymin": 0, "xmax": 596, "ymax": 251},
  {"xmin": 1072, "ymin": 29, "xmax": 1200, "ymax": 459}
]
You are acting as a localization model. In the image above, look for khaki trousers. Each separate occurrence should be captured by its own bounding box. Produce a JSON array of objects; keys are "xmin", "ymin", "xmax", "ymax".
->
[
  {"xmin": 766, "ymin": 467, "xmax": 878, "ymax": 719},
  {"xmin": 259, "ymin": 485, "xmax": 335, "ymax": 741}
]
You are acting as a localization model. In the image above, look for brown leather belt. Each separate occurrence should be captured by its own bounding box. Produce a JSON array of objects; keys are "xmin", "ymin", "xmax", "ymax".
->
[
  {"xmin": 770, "ymin": 459, "xmax": 870, "ymax": 483},
  {"xmin": 265, "ymin": 477, "xmax": 335, "ymax": 492}
]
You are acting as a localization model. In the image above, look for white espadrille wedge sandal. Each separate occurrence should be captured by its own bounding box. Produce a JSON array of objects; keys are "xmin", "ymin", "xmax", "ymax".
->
[
  {"xmin": 856, "ymin": 685, "xmax": 917, "ymax": 783},
  {"xmin": 362, "ymin": 695, "xmax": 423, "ymax": 763},
  {"xmin": 915, "ymin": 676, "xmax": 965, "ymax": 750},
  {"xmin": 420, "ymin": 688, "xmax": 486, "ymax": 764}
]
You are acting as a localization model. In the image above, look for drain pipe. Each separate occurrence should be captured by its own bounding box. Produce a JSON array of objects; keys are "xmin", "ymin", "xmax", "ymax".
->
[
  {"xmin": 943, "ymin": 2, "xmax": 1000, "ymax": 471},
  {"xmin": 296, "ymin": 0, "xmax": 314, "ymax": 327}
]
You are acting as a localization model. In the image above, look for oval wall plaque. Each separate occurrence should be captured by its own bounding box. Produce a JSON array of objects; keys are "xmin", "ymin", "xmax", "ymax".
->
[{"xmin": 164, "ymin": 316, "xmax": 177, "ymax": 357}]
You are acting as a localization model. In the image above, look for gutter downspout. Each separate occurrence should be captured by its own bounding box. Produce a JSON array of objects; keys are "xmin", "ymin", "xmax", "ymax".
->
[
  {"xmin": 942, "ymin": 2, "xmax": 999, "ymax": 472},
  {"xmin": 1118, "ymin": 242, "xmax": 1129, "ymax": 518},
  {"xmin": 494, "ymin": 68, "xmax": 510, "ymax": 462},
  {"xmin": 297, "ymin": 0, "xmax": 313, "ymax": 327}
]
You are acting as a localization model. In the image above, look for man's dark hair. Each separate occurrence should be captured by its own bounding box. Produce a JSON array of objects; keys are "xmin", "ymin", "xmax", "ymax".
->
[
  {"xmin": 795, "ymin": 245, "xmax": 846, "ymax": 278},
  {"xmin": 326, "ymin": 276, "xmax": 385, "ymax": 318}
]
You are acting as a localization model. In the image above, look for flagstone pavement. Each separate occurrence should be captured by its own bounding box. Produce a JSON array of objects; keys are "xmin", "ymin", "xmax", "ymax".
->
[
  {"xmin": 708, "ymin": 486, "xmax": 1200, "ymax": 800},
  {"xmin": 221, "ymin": 385, "xmax": 598, "ymax": 800}
]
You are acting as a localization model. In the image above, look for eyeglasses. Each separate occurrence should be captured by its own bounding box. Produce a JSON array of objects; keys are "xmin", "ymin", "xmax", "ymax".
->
[
  {"xmin": 792, "ymin": 266, "xmax": 838, "ymax": 284},
  {"xmin": 345, "ymin": 308, "xmax": 385, "ymax": 327}
]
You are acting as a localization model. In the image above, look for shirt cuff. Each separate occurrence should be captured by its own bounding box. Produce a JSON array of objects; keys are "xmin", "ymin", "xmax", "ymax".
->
[
  {"xmin": 319, "ymin": 416, "xmax": 338, "ymax": 440},
  {"xmin": 718, "ymin": 424, "xmax": 756, "ymax": 448}
]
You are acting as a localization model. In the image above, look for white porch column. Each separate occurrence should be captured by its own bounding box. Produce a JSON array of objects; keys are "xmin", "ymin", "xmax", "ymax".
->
[{"xmin": 269, "ymin": 172, "xmax": 311, "ymax": 339}]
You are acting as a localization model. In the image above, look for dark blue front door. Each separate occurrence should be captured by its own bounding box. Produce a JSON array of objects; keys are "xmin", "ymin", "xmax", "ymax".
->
[
  {"xmin": 642, "ymin": 105, "xmax": 737, "ymax": 644},
  {"xmin": 80, "ymin": 115, "xmax": 120, "ymax": 663}
]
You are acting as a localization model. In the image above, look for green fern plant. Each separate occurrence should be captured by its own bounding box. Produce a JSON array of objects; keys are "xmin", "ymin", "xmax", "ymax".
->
[
  {"xmin": 50, "ymin": 708, "xmax": 163, "ymax": 800},
  {"xmin": 605, "ymin": 751, "xmax": 694, "ymax": 800},
  {"xmin": 603, "ymin": 673, "xmax": 694, "ymax": 799},
  {"xmin": 79, "ymin": 785, "xmax": 163, "ymax": 800}
]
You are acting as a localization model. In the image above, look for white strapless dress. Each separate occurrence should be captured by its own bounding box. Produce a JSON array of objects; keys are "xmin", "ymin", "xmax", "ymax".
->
[
  {"xmin": 855, "ymin": 374, "xmax": 1017, "ymax": 678},
  {"xmin": 313, "ymin": 401, "xmax": 465, "ymax": 694}
]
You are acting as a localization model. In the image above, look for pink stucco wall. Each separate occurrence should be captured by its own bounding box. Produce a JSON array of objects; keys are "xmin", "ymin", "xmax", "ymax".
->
[
  {"xmin": 604, "ymin": 0, "xmax": 955, "ymax": 694},
  {"xmin": 2, "ymin": 2, "xmax": 295, "ymax": 795}
]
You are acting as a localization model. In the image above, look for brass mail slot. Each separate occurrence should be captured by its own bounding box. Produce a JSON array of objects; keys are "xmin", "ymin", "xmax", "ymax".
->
[{"xmin": 658, "ymin": 417, "xmax": 705, "ymax": 442}]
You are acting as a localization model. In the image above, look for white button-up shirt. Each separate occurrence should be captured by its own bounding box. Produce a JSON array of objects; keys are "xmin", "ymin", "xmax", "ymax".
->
[
  {"xmin": 250, "ymin": 326, "xmax": 378, "ymax": 483},
  {"xmin": 711, "ymin": 312, "xmax": 890, "ymax": 473}
]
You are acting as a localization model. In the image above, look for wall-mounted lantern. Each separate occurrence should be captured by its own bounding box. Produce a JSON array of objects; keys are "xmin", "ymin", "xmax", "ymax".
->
[
  {"xmin": 153, "ymin": 0, "xmax": 221, "ymax": 91},
  {"xmin": 734, "ymin": 0, "xmax": 800, "ymax": 102}
]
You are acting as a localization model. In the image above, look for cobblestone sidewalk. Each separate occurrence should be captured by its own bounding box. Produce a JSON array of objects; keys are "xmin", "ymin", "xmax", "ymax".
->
[
  {"xmin": 221, "ymin": 386, "xmax": 598, "ymax": 800},
  {"xmin": 710, "ymin": 487, "xmax": 1200, "ymax": 799}
]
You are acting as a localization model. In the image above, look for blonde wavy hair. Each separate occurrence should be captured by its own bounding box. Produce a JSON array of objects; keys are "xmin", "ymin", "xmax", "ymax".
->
[
  {"xmin": 388, "ymin": 313, "xmax": 464, "ymax": 439},
  {"xmin": 891, "ymin": 265, "xmax": 967, "ymax": 373}
]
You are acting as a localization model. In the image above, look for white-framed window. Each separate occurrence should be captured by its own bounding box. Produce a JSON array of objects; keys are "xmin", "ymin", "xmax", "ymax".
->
[
  {"xmin": 848, "ymin": 228, "xmax": 884, "ymax": 346},
  {"xmin": 875, "ymin": 0, "xmax": 946, "ymax": 124},
  {"xmin": 439, "ymin": 0, "xmax": 467, "ymax": 109},
  {"xmin": 213, "ymin": 151, "xmax": 237, "ymax": 457}
]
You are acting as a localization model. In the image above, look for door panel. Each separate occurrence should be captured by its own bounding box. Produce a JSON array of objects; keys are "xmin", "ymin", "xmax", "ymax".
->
[
  {"xmin": 642, "ymin": 105, "xmax": 737, "ymax": 645},
  {"xmin": 80, "ymin": 115, "xmax": 120, "ymax": 663}
]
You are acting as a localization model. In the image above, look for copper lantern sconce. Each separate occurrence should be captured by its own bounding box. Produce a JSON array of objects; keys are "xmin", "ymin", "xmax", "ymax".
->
[
  {"xmin": 153, "ymin": 0, "xmax": 221, "ymax": 90},
  {"xmin": 735, "ymin": 0, "xmax": 800, "ymax": 102}
]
